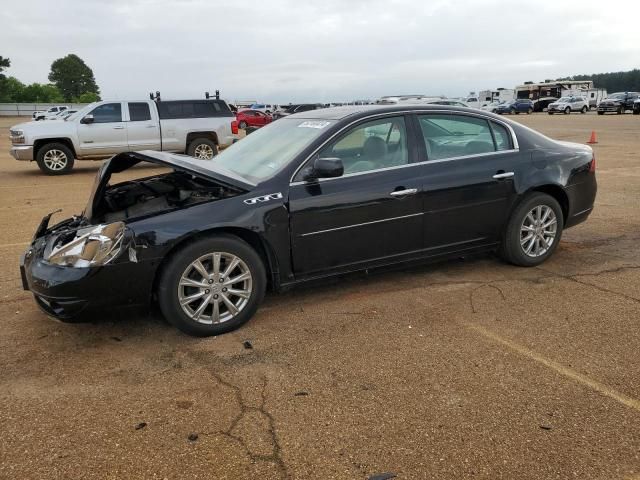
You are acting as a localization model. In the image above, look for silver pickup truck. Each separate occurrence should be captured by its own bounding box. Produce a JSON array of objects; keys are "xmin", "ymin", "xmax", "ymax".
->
[{"xmin": 10, "ymin": 99, "xmax": 238, "ymax": 174}]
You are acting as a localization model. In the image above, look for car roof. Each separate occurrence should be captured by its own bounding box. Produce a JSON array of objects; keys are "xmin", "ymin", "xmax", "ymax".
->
[{"xmin": 287, "ymin": 104, "xmax": 491, "ymax": 120}]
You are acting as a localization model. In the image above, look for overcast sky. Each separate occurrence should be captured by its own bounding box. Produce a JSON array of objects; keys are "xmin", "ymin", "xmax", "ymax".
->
[{"xmin": 2, "ymin": 0, "xmax": 639, "ymax": 103}]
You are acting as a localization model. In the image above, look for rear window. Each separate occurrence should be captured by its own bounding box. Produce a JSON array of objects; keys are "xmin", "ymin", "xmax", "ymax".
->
[{"xmin": 158, "ymin": 100, "xmax": 233, "ymax": 119}]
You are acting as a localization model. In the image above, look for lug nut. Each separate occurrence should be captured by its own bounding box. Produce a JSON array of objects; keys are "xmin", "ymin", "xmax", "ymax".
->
[
  {"xmin": 213, "ymin": 294, "xmax": 219, "ymax": 299},
  {"xmin": 222, "ymin": 287, "xmax": 227, "ymax": 292},
  {"xmin": 208, "ymin": 279, "xmax": 214, "ymax": 284},
  {"xmin": 205, "ymin": 289, "xmax": 210, "ymax": 294},
  {"xmin": 219, "ymin": 278, "xmax": 224, "ymax": 282}
]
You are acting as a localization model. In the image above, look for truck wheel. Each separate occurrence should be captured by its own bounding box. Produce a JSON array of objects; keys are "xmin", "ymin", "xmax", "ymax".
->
[
  {"xmin": 239, "ymin": 121, "xmax": 248, "ymax": 129},
  {"xmin": 157, "ymin": 235, "xmax": 267, "ymax": 337},
  {"xmin": 500, "ymin": 193, "xmax": 563, "ymax": 267},
  {"xmin": 36, "ymin": 143, "xmax": 75, "ymax": 175},
  {"xmin": 187, "ymin": 138, "xmax": 218, "ymax": 160},
  {"xmin": 564, "ymin": 107, "xmax": 571, "ymax": 115}
]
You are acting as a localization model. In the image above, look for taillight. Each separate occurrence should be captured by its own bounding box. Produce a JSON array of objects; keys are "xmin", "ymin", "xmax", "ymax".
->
[
  {"xmin": 231, "ymin": 120, "xmax": 238, "ymax": 135},
  {"xmin": 589, "ymin": 153, "xmax": 596, "ymax": 173}
]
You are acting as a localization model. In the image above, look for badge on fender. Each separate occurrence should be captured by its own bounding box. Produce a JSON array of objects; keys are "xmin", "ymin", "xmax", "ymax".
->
[{"xmin": 243, "ymin": 192, "xmax": 283, "ymax": 205}]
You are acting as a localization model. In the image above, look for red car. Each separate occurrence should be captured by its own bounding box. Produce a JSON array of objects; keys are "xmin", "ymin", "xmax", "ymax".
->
[{"xmin": 236, "ymin": 109, "xmax": 272, "ymax": 129}]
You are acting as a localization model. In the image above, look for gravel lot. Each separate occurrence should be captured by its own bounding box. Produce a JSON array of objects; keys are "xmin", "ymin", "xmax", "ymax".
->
[{"xmin": 1, "ymin": 113, "xmax": 639, "ymax": 479}]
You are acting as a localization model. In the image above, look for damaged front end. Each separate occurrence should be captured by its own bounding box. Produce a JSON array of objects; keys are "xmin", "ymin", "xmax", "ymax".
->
[{"xmin": 20, "ymin": 151, "xmax": 251, "ymax": 320}]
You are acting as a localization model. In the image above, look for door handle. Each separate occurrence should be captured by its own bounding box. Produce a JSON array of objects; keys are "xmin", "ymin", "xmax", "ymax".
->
[
  {"xmin": 113, "ymin": 126, "xmax": 125, "ymax": 130},
  {"xmin": 390, "ymin": 188, "xmax": 418, "ymax": 197},
  {"xmin": 145, "ymin": 125, "xmax": 156, "ymax": 128},
  {"xmin": 493, "ymin": 171, "xmax": 514, "ymax": 179}
]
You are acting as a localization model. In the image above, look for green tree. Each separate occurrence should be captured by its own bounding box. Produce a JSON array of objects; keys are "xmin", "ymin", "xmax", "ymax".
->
[
  {"xmin": 74, "ymin": 91, "xmax": 101, "ymax": 103},
  {"xmin": 21, "ymin": 83, "xmax": 65, "ymax": 103},
  {"xmin": 0, "ymin": 76, "xmax": 25, "ymax": 102},
  {"xmin": 48, "ymin": 54, "xmax": 100, "ymax": 101},
  {"xmin": 0, "ymin": 56, "xmax": 12, "ymax": 100},
  {"xmin": 0, "ymin": 55, "xmax": 10, "ymax": 78}
]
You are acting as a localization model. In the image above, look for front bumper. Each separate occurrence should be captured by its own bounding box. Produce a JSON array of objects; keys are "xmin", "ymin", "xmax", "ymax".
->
[
  {"xmin": 597, "ymin": 105, "xmax": 621, "ymax": 112},
  {"xmin": 547, "ymin": 106, "xmax": 568, "ymax": 112},
  {"xmin": 20, "ymin": 232, "xmax": 157, "ymax": 321},
  {"xmin": 10, "ymin": 145, "xmax": 34, "ymax": 161}
]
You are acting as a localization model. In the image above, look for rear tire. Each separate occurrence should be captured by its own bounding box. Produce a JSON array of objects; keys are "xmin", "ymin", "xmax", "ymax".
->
[
  {"xmin": 36, "ymin": 142, "xmax": 75, "ymax": 175},
  {"xmin": 239, "ymin": 121, "xmax": 248, "ymax": 129},
  {"xmin": 500, "ymin": 193, "xmax": 564, "ymax": 267},
  {"xmin": 618, "ymin": 106, "xmax": 624, "ymax": 115},
  {"xmin": 158, "ymin": 235, "xmax": 267, "ymax": 337},
  {"xmin": 527, "ymin": 108, "xmax": 533, "ymax": 114},
  {"xmin": 581, "ymin": 106, "xmax": 588, "ymax": 114},
  {"xmin": 187, "ymin": 138, "xmax": 218, "ymax": 160}
]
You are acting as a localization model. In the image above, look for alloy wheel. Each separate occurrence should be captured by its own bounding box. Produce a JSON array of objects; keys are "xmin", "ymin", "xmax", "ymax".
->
[
  {"xmin": 43, "ymin": 149, "xmax": 68, "ymax": 171},
  {"xmin": 177, "ymin": 252, "xmax": 253, "ymax": 324},
  {"xmin": 520, "ymin": 205, "xmax": 557, "ymax": 257},
  {"xmin": 193, "ymin": 144, "xmax": 214, "ymax": 160}
]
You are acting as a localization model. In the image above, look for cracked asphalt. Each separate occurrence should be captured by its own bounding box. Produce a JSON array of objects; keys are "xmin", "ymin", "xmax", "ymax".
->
[{"xmin": 1, "ymin": 113, "xmax": 639, "ymax": 479}]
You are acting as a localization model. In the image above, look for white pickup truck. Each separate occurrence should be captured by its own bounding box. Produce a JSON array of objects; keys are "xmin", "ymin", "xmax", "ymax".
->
[
  {"xmin": 10, "ymin": 99, "xmax": 238, "ymax": 174},
  {"xmin": 32, "ymin": 105, "xmax": 70, "ymax": 121}
]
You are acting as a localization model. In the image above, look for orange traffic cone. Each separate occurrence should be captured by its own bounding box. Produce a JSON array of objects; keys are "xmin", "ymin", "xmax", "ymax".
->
[{"xmin": 587, "ymin": 131, "xmax": 597, "ymax": 144}]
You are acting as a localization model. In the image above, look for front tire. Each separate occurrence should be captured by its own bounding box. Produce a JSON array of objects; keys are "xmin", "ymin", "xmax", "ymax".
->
[
  {"xmin": 36, "ymin": 143, "xmax": 75, "ymax": 175},
  {"xmin": 618, "ymin": 106, "xmax": 624, "ymax": 115},
  {"xmin": 187, "ymin": 138, "xmax": 218, "ymax": 160},
  {"xmin": 597, "ymin": 111, "xmax": 604, "ymax": 115},
  {"xmin": 157, "ymin": 235, "xmax": 267, "ymax": 337},
  {"xmin": 500, "ymin": 193, "xmax": 563, "ymax": 267},
  {"xmin": 527, "ymin": 108, "xmax": 533, "ymax": 114},
  {"xmin": 564, "ymin": 107, "xmax": 571, "ymax": 115}
]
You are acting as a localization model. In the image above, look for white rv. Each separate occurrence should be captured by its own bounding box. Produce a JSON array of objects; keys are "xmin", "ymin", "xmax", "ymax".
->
[{"xmin": 478, "ymin": 88, "xmax": 515, "ymax": 107}]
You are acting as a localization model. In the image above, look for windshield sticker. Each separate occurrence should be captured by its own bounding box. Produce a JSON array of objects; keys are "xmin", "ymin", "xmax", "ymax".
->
[{"xmin": 298, "ymin": 121, "xmax": 330, "ymax": 129}]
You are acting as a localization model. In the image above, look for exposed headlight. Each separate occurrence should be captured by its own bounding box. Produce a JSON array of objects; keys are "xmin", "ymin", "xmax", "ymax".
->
[
  {"xmin": 47, "ymin": 222, "xmax": 126, "ymax": 267},
  {"xmin": 10, "ymin": 129, "xmax": 25, "ymax": 144}
]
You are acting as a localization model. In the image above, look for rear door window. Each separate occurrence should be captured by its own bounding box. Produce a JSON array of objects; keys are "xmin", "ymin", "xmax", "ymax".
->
[
  {"xmin": 418, "ymin": 114, "xmax": 497, "ymax": 160},
  {"xmin": 490, "ymin": 121, "xmax": 513, "ymax": 151},
  {"xmin": 128, "ymin": 102, "xmax": 151, "ymax": 121}
]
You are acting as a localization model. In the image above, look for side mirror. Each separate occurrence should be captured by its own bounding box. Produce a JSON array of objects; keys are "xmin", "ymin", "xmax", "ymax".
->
[
  {"xmin": 303, "ymin": 156, "xmax": 344, "ymax": 181},
  {"xmin": 81, "ymin": 114, "xmax": 94, "ymax": 124}
]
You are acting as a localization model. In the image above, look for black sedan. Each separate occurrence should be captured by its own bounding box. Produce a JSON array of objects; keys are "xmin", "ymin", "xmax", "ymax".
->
[{"xmin": 21, "ymin": 105, "xmax": 597, "ymax": 336}]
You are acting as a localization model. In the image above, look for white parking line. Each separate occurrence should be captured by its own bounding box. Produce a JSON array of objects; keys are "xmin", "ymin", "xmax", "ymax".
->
[
  {"xmin": 0, "ymin": 183, "xmax": 88, "ymax": 189},
  {"xmin": 0, "ymin": 242, "xmax": 29, "ymax": 249},
  {"xmin": 466, "ymin": 322, "xmax": 640, "ymax": 413}
]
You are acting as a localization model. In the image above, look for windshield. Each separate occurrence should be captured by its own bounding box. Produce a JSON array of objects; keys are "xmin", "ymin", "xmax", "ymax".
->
[
  {"xmin": 608, "ymin": 93, "xmax": 625, "ymax": 99},
  {"xmin": 210, "ymin": 118, "xmax": 335, "ymax": 183},
  {"xmin": 558, "ymin": 97, "xmax": 572, "ymax": 102}
]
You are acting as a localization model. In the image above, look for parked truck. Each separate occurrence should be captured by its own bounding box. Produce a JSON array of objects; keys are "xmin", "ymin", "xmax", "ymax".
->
[{"xmin": 10, "ymin": 99, "xmax": 238, "ymax": 174}]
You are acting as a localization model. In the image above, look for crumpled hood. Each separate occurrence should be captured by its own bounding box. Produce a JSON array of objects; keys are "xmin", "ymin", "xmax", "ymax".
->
[{"xmin": 83, "ymin": 151, "xmax": 254, "ymax": 221}]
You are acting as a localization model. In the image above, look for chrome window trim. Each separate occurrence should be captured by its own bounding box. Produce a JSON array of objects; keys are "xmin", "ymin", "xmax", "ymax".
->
[
  {"xmin": 288, "ymin": 109, "xmax": 520, "ymax": 185},
  {"xmin": 300, "ymin": 212, "xmax": 424, "ymax": 237},
  {"xmin": 290, "ymin": 149, "xmax": 518, "ymax": 186}
]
